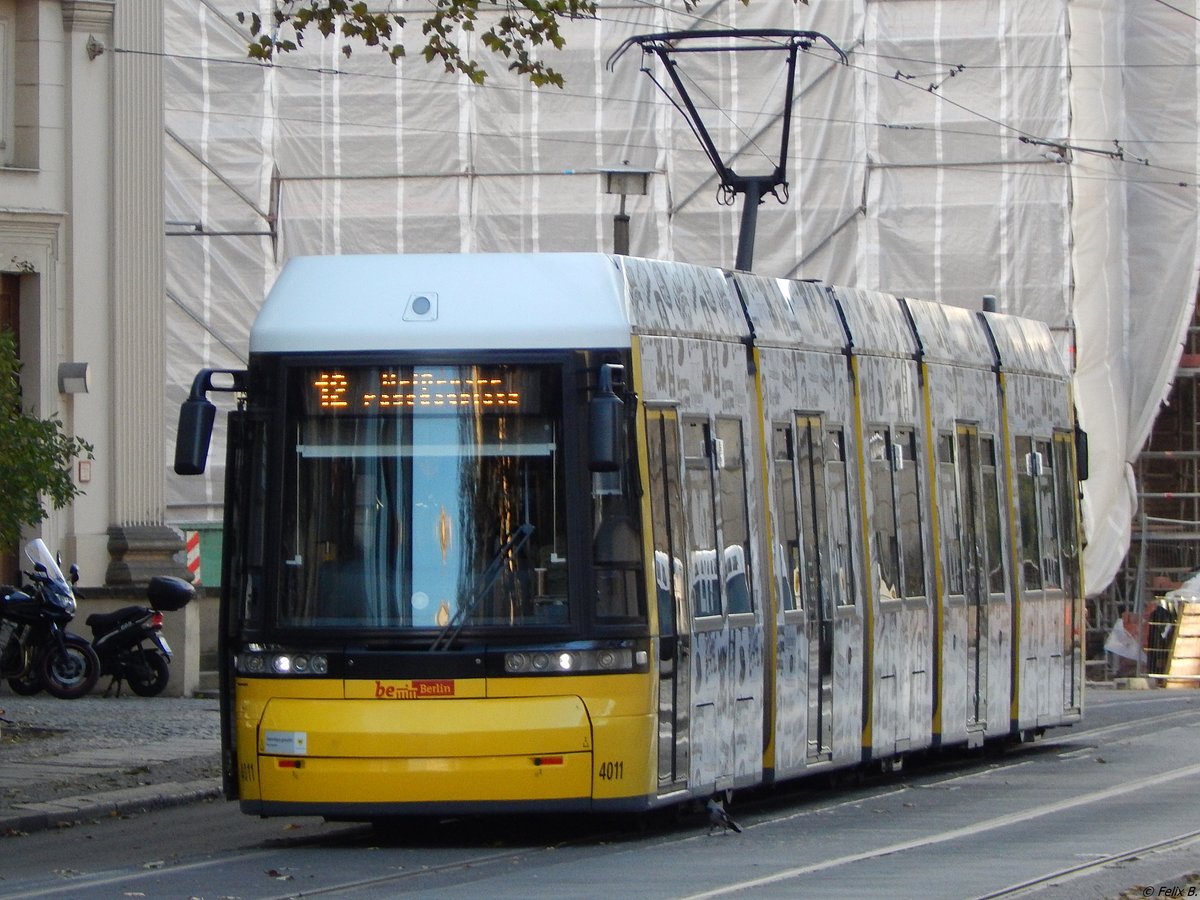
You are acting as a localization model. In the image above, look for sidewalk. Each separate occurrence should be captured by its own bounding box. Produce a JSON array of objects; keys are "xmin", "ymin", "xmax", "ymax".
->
[{"xmin": 0, "ymin": 691, "xmax": 221, "ymax": 835}]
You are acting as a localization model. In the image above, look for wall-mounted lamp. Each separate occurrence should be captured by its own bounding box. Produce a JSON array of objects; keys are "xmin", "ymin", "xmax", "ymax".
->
[
  {"xmin": 58, "ymin": 362, "xmax": 90, "ymax": 394},
  {"xmin": 602, "ymin": 169, "xmax": 651, "ymax": 198},
  {"xmin": 597, "ymin": 166, "xmax": 653, "ymax": 256}
]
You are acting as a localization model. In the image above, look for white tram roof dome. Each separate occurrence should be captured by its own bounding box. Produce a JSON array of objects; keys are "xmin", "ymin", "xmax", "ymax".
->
[{"xmin": 250, "ymin": 252, "xmax": 635, "ymax": 354}]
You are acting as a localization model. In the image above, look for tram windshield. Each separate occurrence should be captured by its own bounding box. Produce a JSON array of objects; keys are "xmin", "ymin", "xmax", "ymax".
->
[{"xmin": 276, "ymin": 363, "xmax": 569, "ymax": 630}]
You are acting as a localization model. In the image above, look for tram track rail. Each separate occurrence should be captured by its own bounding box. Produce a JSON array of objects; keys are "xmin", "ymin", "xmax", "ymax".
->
[
  {"xmin": 678, "ymin": 761, "xmax": 1200, "ymax": 899},
  {"xmin": 4, "ymin": 694, "xmax": 1198, "ymax": 900},
  {"xmin": 252, "ymin": 739, "xmax": 1200, "ymax": 900},
  {"xmin": 256, "ymin": 706, "xmax": 1200, "ymax": 899},
  {"xmin": 970, "ymin": 830, "xmax": 1200, "ymax": 899}
]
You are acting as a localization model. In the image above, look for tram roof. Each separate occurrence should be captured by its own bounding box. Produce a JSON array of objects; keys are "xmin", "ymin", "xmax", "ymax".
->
[
  {"xmin": 829, "ymin": 286, "xmax": 920, "ymax": 357},
  {"xmin": 250, "ymin": 253, "xmax": 637, "ymax": 354},
  {"xmin": 251, "ymin": 253, "xmax": 762, "ymax": 353},
  {"xmin": 731, "ymin": 274, "xmax": 849, "ymax": 353},
  {"xmin": 980, "ymin": 311, "xmax": 1068, "ymax": 377},
  {"xmin": 902, "ymin": 297, "xmax": 997, "ymax": 368},
  {"xmin": 249, "ymin": 253, "xmax": 1066, "ymax": 380},
  {"xmin": 620, "ymin": 256, "xmax": 750, "ymax": 340}
]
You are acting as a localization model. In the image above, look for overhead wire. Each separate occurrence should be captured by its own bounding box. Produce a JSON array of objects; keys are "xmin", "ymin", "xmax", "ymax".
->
[
  {"xmin": 144, "ymin": 2, "xmax": 1200, "ymax": 194},
  {"xmin": 619, "ymin": 0, "xmax": 1200, "ymax": 169},
  {"xmin": 139, "ymin": 20, "xmax": 1182, "ymax": 141},
  {"xmin": 159, "ymin": 2, "xmax": 1197, "ymax": 356},
  {"xmin": 164, "ymin": 95, "xmax": 1195, "ymax": 193},
  {"xmin": 1146, "ymin": 0, "xmax": 1200, "ymax": 23}
]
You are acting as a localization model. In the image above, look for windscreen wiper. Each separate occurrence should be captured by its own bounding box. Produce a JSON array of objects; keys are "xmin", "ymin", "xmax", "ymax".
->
[{"xmin": 430, "ymin": 523, "xmax": 535, "ymax": 651}]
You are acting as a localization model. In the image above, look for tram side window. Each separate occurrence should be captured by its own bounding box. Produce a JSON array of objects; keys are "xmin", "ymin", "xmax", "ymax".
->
[
  {"xmin": 981, "ymin": 436, "xmax": 1006, "ymax": 595},
  {"xmin": 1036, "ymin": 438, "xmax": 1062, "ymax": 590},
  {"xmin": 684, "ymin": 417, "xmax": 722, "ymax": 618},
  {"xmin": 825, "ymin": 427, "xmax": 856, "ymax": 608},
  {"xmin": 716, "ymin": 417, "xmax": 754, "ymax": 614},
  {"xmin": 938, "ymin": 433, "xmax": 964, "ymax": 596},
  {"xmin": 869, "ymin": 426, "xmax": 901, "ymax": 600},
  {"xmin": 895, "ymin": 428, "xmax": 926, "ymax": 599},
  {"xmin": 772, "ymin": 423, "xmax": 801, "ymax": 612},
  {"xmin": 797, "ymin": 417, "xmax": 829, "ymax": 616},
  {"xmin": 593, "ymin": 443, "xmax": 647, "ymax": 623},
  {"xmin": 646, "ymin": 410, "xmax": 685, "ymax": 638},
  {"xmin": 1053, "ymin": 432, "xmax": 1080, "ymax": 597},
  {"xmin": 955, "ymin": 428, "xmax": 984, "ymax": 600},
  {"xmin": 1016, "ymin": 436, "xmax": 1042, "ymax": 590},
  {"xmin": 230, "ymin": 411, "xmax": 267, "ymax": 631}
]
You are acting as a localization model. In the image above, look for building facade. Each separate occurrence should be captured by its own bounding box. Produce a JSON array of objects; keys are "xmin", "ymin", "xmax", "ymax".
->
[{"xmin": 0, "ymin": 0, "xmax": 182, "ymax": 587}]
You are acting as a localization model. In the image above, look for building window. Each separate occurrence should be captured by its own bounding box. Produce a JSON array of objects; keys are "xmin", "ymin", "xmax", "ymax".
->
[
  {"xmin": 0, "ymin": 1, "xmax": 38, "ymax": 169},
  {"xmin": 0, "ymin": 11, "xmax": 10, "ymax": 164}
]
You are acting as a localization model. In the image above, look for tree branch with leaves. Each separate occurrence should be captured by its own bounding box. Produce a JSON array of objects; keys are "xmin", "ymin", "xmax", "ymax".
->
[
  {"xmin": 238, "ymin": 1, "xmax": 780, "ymax": 86},
  {"xmin": 0, "ymin": 330, "xmax": 94, "ymax": 549},
  {"xmin": 239, "ymin": 0, "xmax": 599, "ymax": 87}
]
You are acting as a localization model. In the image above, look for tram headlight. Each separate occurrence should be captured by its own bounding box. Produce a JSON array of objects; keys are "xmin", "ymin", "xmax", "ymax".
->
[
  {"xmin": 236, "ymin": 649, "xmax": 330, "ymax": 677},
  {"xmin": 501, "ymin": 646, "xmax": 640, "ymax": 675}
]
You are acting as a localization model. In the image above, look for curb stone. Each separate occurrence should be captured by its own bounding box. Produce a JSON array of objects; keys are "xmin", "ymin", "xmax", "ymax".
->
[{"xmin": 2, "ymin": 778, "xmax": 222, "ymax": 836}]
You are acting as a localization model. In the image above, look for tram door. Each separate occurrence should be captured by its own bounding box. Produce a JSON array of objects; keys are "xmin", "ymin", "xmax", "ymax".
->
[
  {"xmin": 681, "ymin": 414, "xmax": 760, "ymax": 788},
  {"xmin": 797, "ymin": 417, "xmax": 834, "ymax": 759},
  {"xmin": 1053, "ymin": 433, "xmax": 1082, "ymax": 713},
  {"xmin": 956, "ymin": 426, "xmax": 987, "ymax": 726},
  {"xmin": 772, "ymin": 417, "xmax": 834, "ymax": 765},
  {"xmin": 646, "ymin": 409, "xmax": 690, "ymax": 789}
]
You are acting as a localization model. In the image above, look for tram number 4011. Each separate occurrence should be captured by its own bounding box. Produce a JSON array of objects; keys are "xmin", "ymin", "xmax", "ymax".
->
[{"xmin": 597, "ymin": 760, "xmax": 625, "ymax": 781}]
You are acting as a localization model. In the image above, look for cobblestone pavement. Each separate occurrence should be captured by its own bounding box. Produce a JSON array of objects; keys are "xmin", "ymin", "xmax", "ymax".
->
[{"xmin": 0, "ymin": 691, "xmax": 221, "ymax": 834}]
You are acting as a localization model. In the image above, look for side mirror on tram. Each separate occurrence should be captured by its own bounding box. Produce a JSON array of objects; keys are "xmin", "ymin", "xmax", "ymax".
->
[
  {"xmin": 175, "ymin": 393, "xmax": 216, "ymax": 476},
  {"xmin": 589, "ymin": 363, "xmax": 625, "ymax": 473},
  {"xmin": 174, "ymin": 368, "xmax": 246, "ymax": 476}
]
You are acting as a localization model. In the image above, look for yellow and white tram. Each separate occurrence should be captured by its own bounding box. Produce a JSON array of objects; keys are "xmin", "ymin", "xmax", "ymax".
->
[{"xmin": 175, "ymin": 253, "xmax": 1084, "ymax": 818}]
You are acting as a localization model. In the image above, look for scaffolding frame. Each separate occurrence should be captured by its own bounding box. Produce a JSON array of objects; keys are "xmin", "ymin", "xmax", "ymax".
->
[{"xmin": 1096, "ymin": 292, "xmax": 1200, "ymax": 677}]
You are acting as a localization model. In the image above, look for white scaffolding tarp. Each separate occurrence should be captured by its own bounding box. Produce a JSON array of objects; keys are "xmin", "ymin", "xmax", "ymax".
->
[{"xmin": 162, "ymin": 0, "xmax": 1200, "ymax": 595}]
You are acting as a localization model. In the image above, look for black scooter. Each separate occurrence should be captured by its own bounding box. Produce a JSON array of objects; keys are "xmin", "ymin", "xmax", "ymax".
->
[{"xmin": 86, "ymin": 575, "xmax": 194, "ymax": 696}]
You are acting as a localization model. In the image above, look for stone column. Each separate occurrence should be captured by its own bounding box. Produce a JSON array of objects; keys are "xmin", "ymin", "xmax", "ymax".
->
[
  {"xmin": 106, "ymin": 0, "xmax": 187, "ymax": 585},
  {"xmin": 61, "ymin": 0, "xmax": 117, "ymax": 580}
]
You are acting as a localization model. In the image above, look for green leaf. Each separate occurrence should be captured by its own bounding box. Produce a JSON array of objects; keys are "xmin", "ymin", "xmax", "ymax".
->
[
  {"xmin": 244, "ymin": 0, "xmax": 601, "ymax": 87},
  {"xmin": 0, "ymin": 329, "xmax": 92, "ymax": 547}
]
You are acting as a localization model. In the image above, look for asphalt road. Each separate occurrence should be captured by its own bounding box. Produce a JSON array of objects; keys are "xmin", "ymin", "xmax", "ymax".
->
[{"xmin": 0, "ymin": 686, "xmax": 1198, "ymax": 899}]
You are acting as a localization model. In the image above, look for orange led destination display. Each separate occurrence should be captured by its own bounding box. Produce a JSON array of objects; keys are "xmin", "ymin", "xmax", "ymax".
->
[{"xmin": 313, "ymin": 370, "xmax": 521, "ymax": 411}]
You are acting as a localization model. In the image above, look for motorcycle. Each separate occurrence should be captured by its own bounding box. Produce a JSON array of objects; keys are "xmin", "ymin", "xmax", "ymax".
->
[
  {"xmin": 85, "ymin": 574, "xmax": 194, "ymax": 697},
  {"xmin": 0, "ymin": 539, "xmax": 100, "ymax": 699}
]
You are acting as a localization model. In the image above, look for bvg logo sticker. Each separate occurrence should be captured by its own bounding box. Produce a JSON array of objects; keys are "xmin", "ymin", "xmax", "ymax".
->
[{"xmin": 374, "ymin": 679, "xmax": 455, "ymax": 699}]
